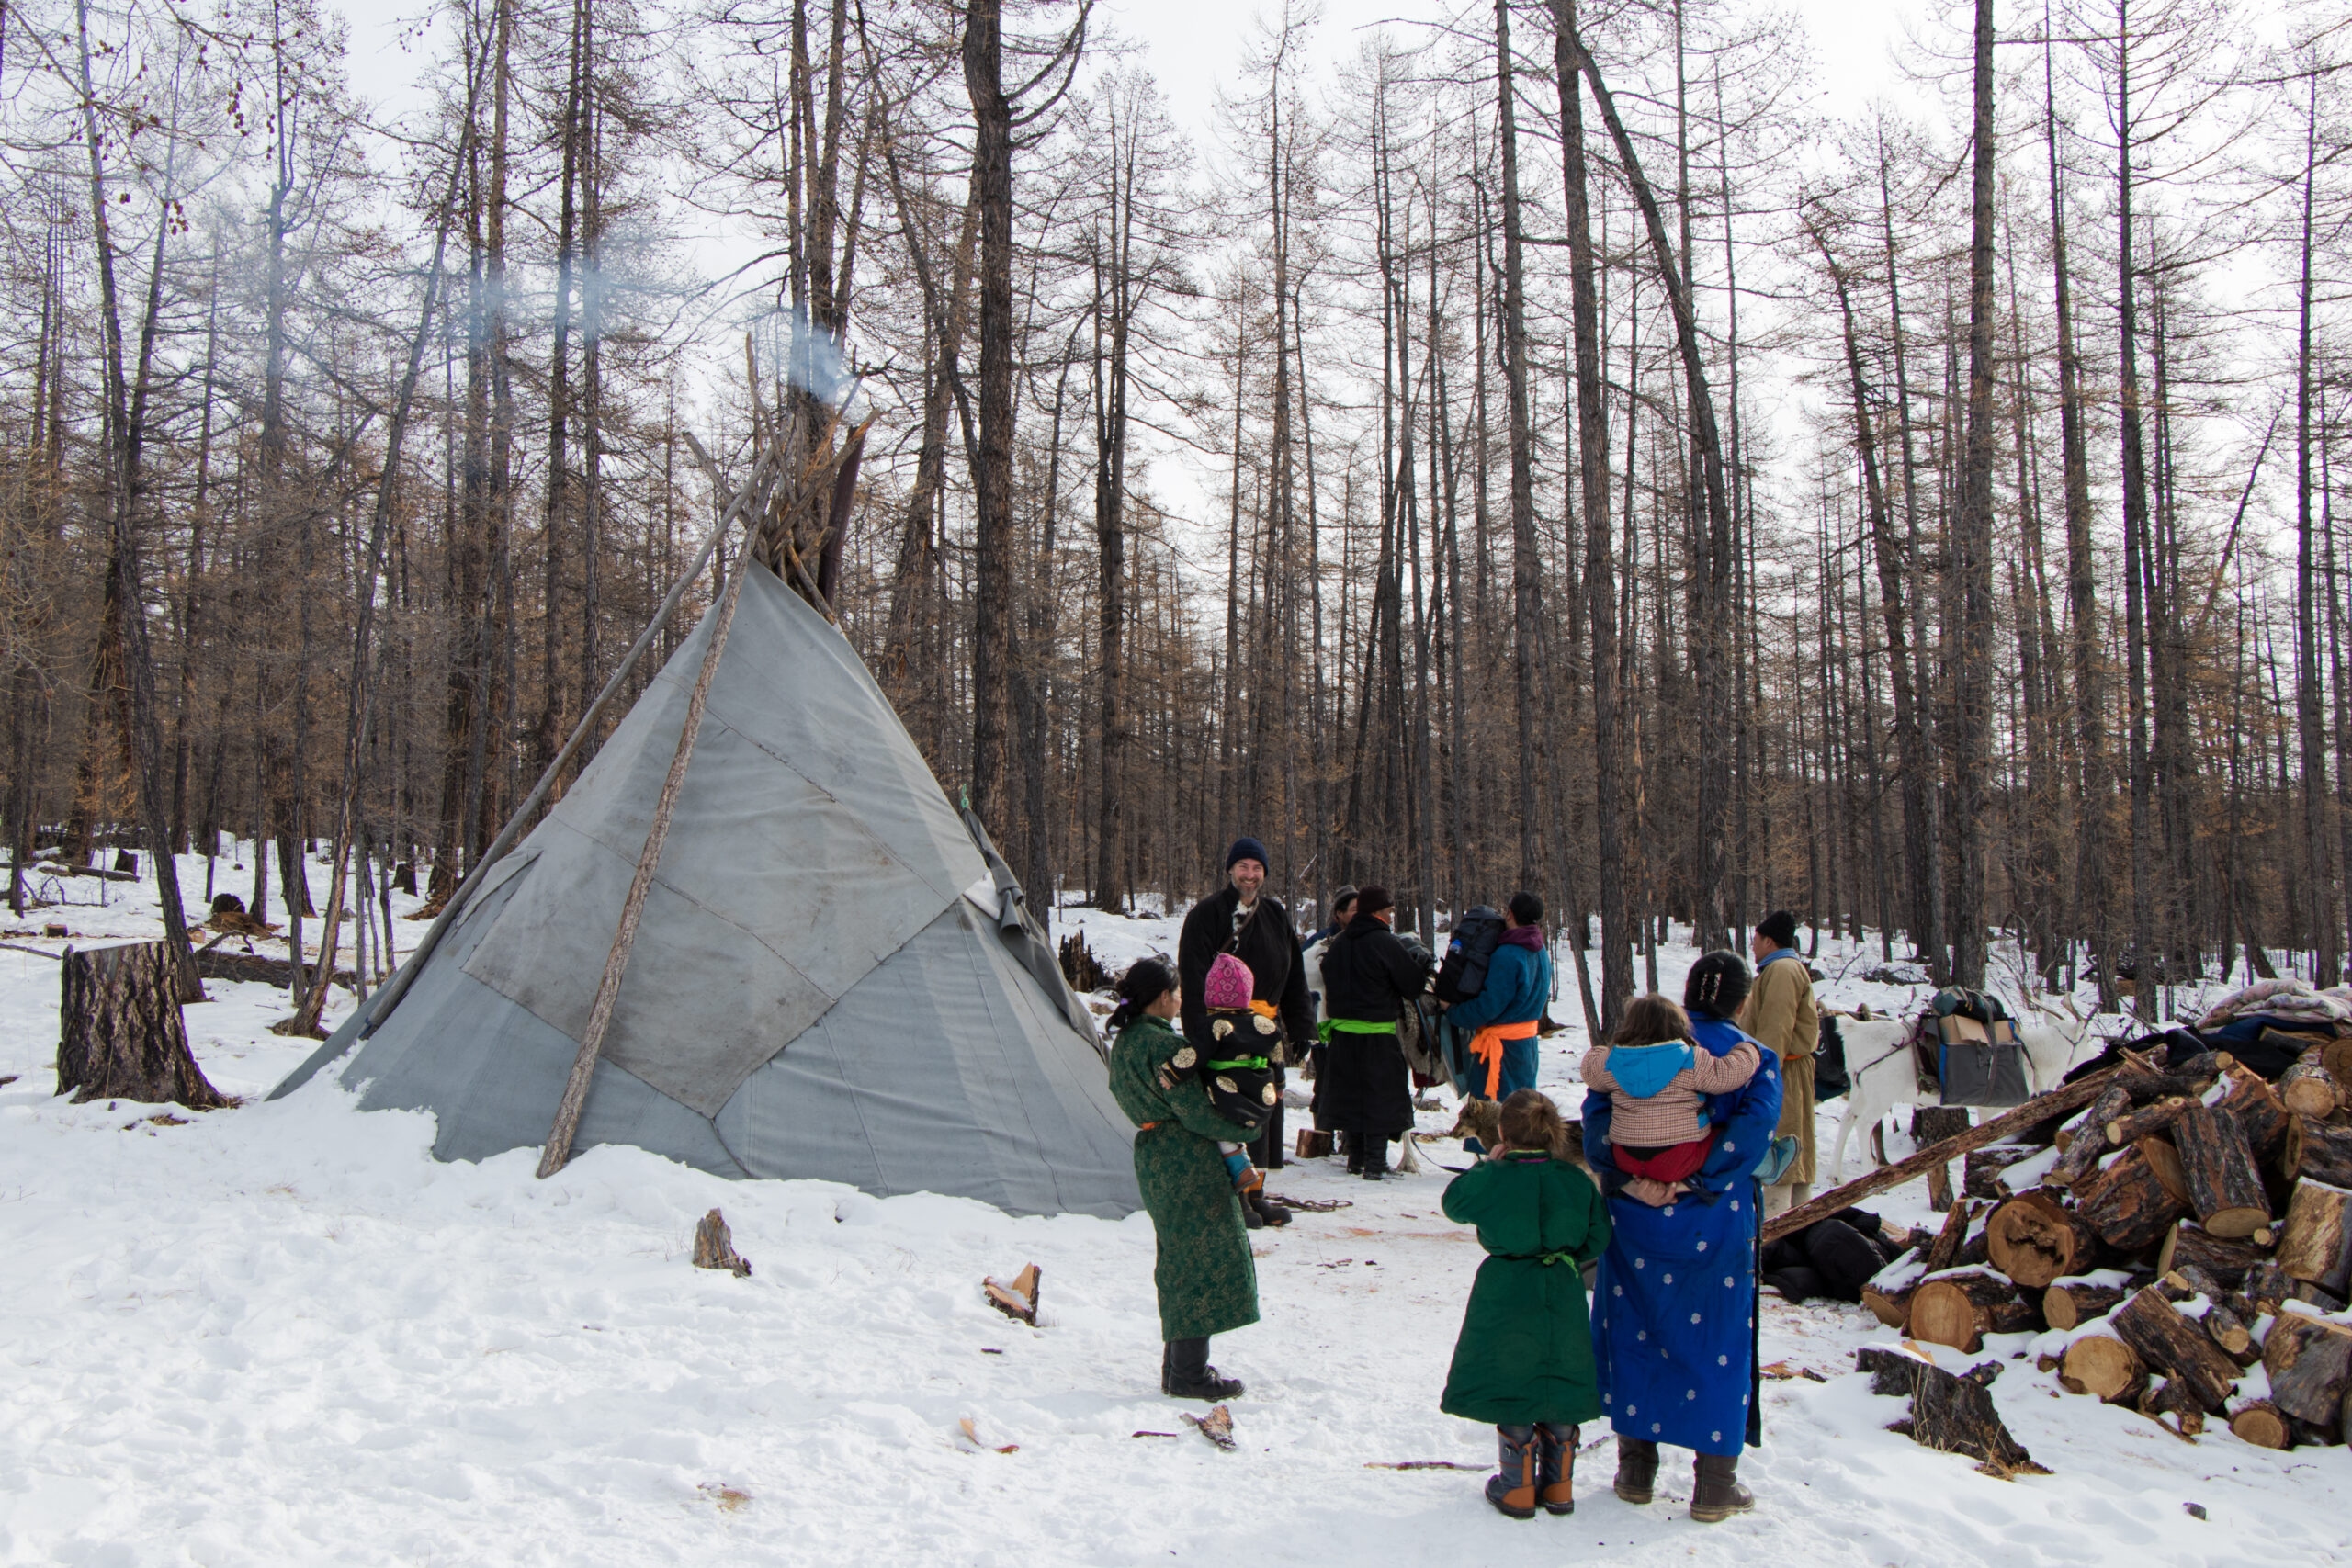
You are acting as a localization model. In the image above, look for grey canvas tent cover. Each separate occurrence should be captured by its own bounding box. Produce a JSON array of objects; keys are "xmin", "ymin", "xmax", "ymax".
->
[{"xmin": 273, "ymin": 560, "xmax": 1140, "ymax": 1218}]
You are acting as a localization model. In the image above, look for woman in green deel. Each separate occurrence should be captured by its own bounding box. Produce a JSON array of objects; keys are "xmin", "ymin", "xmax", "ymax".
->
[
  {"xmin": 1440, "ymin": 1089, "xmax": 1611, "ymax": 1518},
  {"xmin": 1105, "ymin": 958, "xmax": 1262, "ymax": 1401}
]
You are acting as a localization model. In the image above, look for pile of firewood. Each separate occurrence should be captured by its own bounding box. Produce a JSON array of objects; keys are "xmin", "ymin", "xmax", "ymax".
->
[{"xmin": 1860, "ymin": 1043, "xmax": 2352, "ymax": 1450}]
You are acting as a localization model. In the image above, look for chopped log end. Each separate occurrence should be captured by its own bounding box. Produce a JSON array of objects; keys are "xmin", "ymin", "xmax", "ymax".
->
[
  {"xmin": 2059, "ymin": 1334, "xmax": 2145, "ymax": 1403},
  {"xmin": 1908, "ymin": 1272, "xmax": 2035, "ymax": 1354},
  {"xmin": 691, "ymin": 1209, "xmax": 752, "ymax": 1277},
  {"xmin": 1862, "ymin": 1284, "xmax": 1913, "ymax": 1330},
  {"xmin": 2228, "ymin": 1401, "xmax": 2293, "ymax": 1450},
  {"xmin": 983, "ymin": 1262, "xmax": 1042, "ymax": 1325},
  {"xmin": 2200, "ymin": 1206, "xmax": 2273, "ymax": 1242},
  {"xmin": 2043, "ymin": 1281, "xmax": 2128, "ymax": 1333},
  {"xmin": 1986, "ymin": 1193, "xmax": 2096, "ymax": 1290}
]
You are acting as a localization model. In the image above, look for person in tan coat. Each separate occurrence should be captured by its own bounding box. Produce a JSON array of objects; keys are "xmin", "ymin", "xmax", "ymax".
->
[{"xmin": 1739, "ymin": 910, "xmax": 1819, "ymax": 1219}]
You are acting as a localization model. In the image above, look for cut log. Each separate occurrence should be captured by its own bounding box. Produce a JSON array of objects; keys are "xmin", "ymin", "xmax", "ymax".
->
[
  {"xmin": 2058, "ymin": 1333, "xmax": 2145, "ymax": 1402},
  {"xmin": 2139, "ymin": 1135, "xmax": 2192, "ymax": 1206},
  {"xmin": 2172, "ymin": 1104, "xmax": 2272, "ymax": 1239},
  {"xmin": 2227, "ymin": 1399, "xmax": 2293, "ymax": 1450},
  {"xmin": 2278, "ymin": 1046, "xmax": 2342, "ymax": 1119},
  {"xmin": 2243, "ymin": 1260, "xmax": 2294, "ymax": 1314},
  {"xmin": 193, "ymin": 948, "xmax": 357, "ymax": 993},
  {"xmin": 1908, "ymin": 1269, "xmax": 2039, "ymax": 1353},
  {"xmin": 2214, "ymin": 1067, "xmax": 2291, "ymax": 1163},
  {"xmin": 2157, "ymin": 1222, "xmax": 2265, "ymax": 1287},
  {"xmin": 2075, "ymin": 1145, "xmax": 2189, "ymax": 1255},
  {"xmin": 2051, "ymin": 1086, "xmax": 2134, "ymax": 1184},
  {"xmin": 691, "ymin": 1209, "xmax": 752, "ymax": 1276},
  {"xmin": 2043, "ymin": 1280, "xmax": 2130, "ymax": 1332},
  {"xmin": 2260, "ymin": 1312, "xmax": 2352, "ymax": 1427},
  {"xmin": 1856, "ymin": 1347, "xmax": 2045, "ymax": 1474},
  {"xmin": 55, "ymin": 942, "xmax": 229, "ymax": 1110},
  {"xmin": 1923, "ymin": 1198, "xmax": 1974, "ymax": 1275},
  {"xmin": 1965, "ymin": 1145, "xmax": 2041, "ymax": 1201},
  {"xmin": 1985, "ymin": 1192, "xmax": 2101, "ymax": 1288},
  {"xmin": 2276, "ymin": 1179, "xmax": 2352, "ymax": 1296},
  {"xmin": 2138, "ymin": 1373, "xmax": 2207, "ymax": 1437},
  {"xmin": 2281, "ymin": 1116, "xmax": 2352, "ymax": 1189},
  {"xmin": 2199, "ymin": 1301, "xmax": 2260, "ymax": 1368},
  {"xmin": 2105, "ymin": 1096, "xmax": 2195, "ymax": 1149},
  {"xmin": 1765, "ymin": 1064, "xmax": 2140, "ymax": 1244},
  {"xmin": 984, "ymin": 1263, "xmax": 1042, "ymax": 1325},
  {"xmin": 2109, "ymin": 1286, "xmax": 2241, "ymax": 1413},
  {"xmin": 1861, "ymin": 1269, "xmax": 1918, "ymax": 1329}
]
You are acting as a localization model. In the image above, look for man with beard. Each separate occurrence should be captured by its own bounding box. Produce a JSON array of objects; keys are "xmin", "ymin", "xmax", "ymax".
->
[{"xmin": 1179, "ymin": 838, "xmax": 1316, "ymax": 1226}]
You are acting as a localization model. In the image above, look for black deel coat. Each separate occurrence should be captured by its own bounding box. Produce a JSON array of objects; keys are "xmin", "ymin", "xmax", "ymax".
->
[{"xmin": 1317, "ymin": 914, "xmax": 1432, "ymax": 1137}]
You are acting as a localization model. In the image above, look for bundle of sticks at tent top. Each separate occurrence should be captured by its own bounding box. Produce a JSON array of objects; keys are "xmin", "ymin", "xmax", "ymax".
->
[{"xmin": 1791, "ymin": 1032, "xmax": 2352, "ymax": 1453}]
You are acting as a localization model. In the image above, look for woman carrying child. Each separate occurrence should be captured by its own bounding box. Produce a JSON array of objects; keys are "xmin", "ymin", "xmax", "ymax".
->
[
  {"xmin": 1581, "ymin": 953, "xmax": 1782, "ymax": 1522},
  {"xmin": 1105, "ymin": 959, "xmax": 1261, "ymax": 1401},
  {"xmin": 1439, "ymin": 1089, "xmax": 1611, "ymax": 1519}
]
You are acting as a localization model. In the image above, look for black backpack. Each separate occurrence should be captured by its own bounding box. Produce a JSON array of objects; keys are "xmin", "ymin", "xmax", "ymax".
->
[{"xmin": 1434, "ymin": 907, "xmax": 1508, "ymax": 1005}]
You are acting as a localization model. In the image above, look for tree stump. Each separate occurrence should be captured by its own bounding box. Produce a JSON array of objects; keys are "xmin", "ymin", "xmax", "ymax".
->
[
  {"xmin": 2057, "ymin": 1333, "xmax": 2144, "ymax": 1402},
  {"xmin": 1057, "ymin": 930, "xmax": 1109, "ymax": 994},
  {"xmin": 2109, "ymin": 1286, "xmax": 2240, "ymax": 1414},
  {"xmin": 1856, "ymin": 1346, "xmax": 2045, "ymax": 1474},
  {"xmin": 691, "ymin": 1209, "xmax": 752, "ymax": 1276},
  {"xmin": 2075, "ymin": 1145, "xmax": 2188, "ymax": 1255},
  {"xmin": 2276, "ymin": 1179, "xmax": 2352, "ymax": 1297},
  {"xmin": 2260, "ymin": 1312, "xmax": 2352, "ymax": 1428},
  {"xmin": 2172, "ymin": 1105, "xmax": 2271, "ymax": 1239},
  {"xmin": 1986, "ymin": 1192, "xmax": 2100, "ymax": 1289},
  {"xmin": 55, "ymin": 942, "xmax": 228, "ymax": 1110},
  {"xmin": 392, "ymin": 861, "xmax": 418, "ymax": 896}
]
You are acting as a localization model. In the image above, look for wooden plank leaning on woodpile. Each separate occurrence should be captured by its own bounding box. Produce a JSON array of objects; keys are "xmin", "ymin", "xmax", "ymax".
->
[{"xmin": 1762, "ymin": 1061, "xmax": 2137, "ymax": 1245}]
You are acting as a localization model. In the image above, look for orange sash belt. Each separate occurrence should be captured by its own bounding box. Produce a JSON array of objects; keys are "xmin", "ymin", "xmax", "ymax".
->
[{"xmin": 1468, "ymin": 1018, "xmax": 1540, "ymax": 1098}]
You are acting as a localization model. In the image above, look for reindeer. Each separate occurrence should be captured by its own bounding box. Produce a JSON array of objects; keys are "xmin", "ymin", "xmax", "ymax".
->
[{"xmin": 1825, "ymin": 995, "xmax": 2098, "ymax": 1183}]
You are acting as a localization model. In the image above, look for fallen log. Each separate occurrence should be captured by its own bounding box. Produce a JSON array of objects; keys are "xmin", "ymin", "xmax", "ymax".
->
[
  {"xmin": 2260, "ymin": 1311, "xmax": 2352, "ymax": 1428},
  {"xmin": 2050, "ymin": 1084, "xmax": 2135, "ymax": 1184},
  {"xmin": 1921, "ymin": 1196, "xmax": 1975, "ymax": 1275},
  {"xmin": 2104, "ymin": 1096, "xmax": 2196, "ymax": 1149},
  {"xmin": 2138, "ymin": 1373, "xmax": 2208, "ymax": 1437},
  {"xmin": 1856, "ymin": 1345, "xmax": 2046, "ymax": 1475},
  {"xmin": 2109, "ymin": 1286, "xmax": 2240, "ymax": 1414},
  {"xmin": 2042, "ymin": 1278, "xmax": 2132, "ymax": 1332},
  {"xmin": 1764, "ymin": 1065, "xmax": 2135, "ymax": 1244},
  {"xmin": 1985, "ymin": 1191, "xmax": 2101, "ymax": 1288},
  {"xmin": 2074, "ymin": 1144, "xmax": 2188, "ymax": 1255},
  {"xmin": 2172, "ymin": 1104, "xmax": 2272, "ymax": 1240},
  {"xmin": 2276, "ymin": 1178, "xmax": 2352, "ymax": 1297},
  {"xmin": 2139, "ymin": 1134, "xmax": 2192, "ymax": 1206},
  {"xmin": 193, "ymin": 948, "xmax": 358, "ymax": 993},
  {"xmin": 1908, "ymin": 1268, "xmax": 2039, "ymax": 1353},
  {"xmin": 2226, "ymin": 1398, "xmax": 2293, "ymax": 1450},
  {"xmin": 1964, "ymin": 1145, "xmax": 2042, "ymax": 1200},
  {"xmin": 2214, "ymin": 1067, "xmax": 2291, "ymax": 1163}
]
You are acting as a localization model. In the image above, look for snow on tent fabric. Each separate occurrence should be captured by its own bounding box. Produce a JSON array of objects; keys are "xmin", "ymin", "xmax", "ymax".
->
[{"xmin": 269, "ymin": 560, "xmax": 1140, "ymax": 1219}]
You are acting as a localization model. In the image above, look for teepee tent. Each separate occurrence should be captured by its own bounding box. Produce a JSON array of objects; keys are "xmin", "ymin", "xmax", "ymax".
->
[{"xmin": 274, "ymin": 437, "xmax": 1138, "ymax": 1219}]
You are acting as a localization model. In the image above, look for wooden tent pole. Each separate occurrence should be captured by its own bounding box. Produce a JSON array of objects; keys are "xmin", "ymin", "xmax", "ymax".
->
[
  {"xmin": 536, "ymin": 480, "xmax": 765, "ymax": 1179},
  {"xmin": 536, "ymin": 429, "xmax": 868, "ymax": 1178},
  {"xmin": 350, "ymin": 442, "xmax": 780, "ymax": 1044}
]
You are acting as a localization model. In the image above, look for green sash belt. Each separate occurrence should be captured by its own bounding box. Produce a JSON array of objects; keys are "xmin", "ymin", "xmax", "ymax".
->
[{"xmin": 1327, "ymin": 1018, "xmax": 1398, "ymax": 1036}]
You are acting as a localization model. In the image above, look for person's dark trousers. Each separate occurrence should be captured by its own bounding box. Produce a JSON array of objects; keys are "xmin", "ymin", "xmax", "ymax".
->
[{"xmin": 1359, "ymin": 1131, "xmax": 1389, "ymax": 1179}]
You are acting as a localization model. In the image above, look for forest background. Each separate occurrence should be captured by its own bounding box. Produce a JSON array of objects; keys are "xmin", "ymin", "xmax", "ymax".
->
[{"xmin": 3, "ymin": 0, "xmax": 2348, "ymax": 1043}]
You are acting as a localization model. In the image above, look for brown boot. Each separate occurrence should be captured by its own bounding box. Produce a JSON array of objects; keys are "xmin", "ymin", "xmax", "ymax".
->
[
  {"xmin": 1690, "ymin": 1451, "xmax": 1755, "ymax": 1523},
  {"xmin": 1483, "ymin": 1425, "xmax": 1538, "ymax": 1519},
  {"xmin": 1534, "ymin": 1423, "xmax": 1577, "ymax": 1515},
  {"xmin": 1612, "ymin": 1435, "xmax": 1658, "ymax": 1504}
]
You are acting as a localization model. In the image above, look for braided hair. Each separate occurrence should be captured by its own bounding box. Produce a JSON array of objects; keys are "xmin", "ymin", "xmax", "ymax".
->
[
  {"xmin": 1106, "ymin": 957, "xmax": 1178, "ymax": 1032},
  {"xmin": 1682, "ymin": 950, "xmax": 1753, "ymax": 1020}
]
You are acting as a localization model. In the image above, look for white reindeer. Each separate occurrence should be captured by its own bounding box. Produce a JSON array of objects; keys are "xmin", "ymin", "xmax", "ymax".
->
[{"xmin": 1825, "ymin": 997, "xmax": 2099, "ymax": 1183}]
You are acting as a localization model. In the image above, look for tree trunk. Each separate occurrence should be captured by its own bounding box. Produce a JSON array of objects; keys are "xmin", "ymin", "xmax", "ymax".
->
[
  {"xmin": 962, "ymin": 0, "xmax": 1016, "ymax": 837},
  {"xmin": 1949, "ymin": 0, "xmax": 1997, "ymax": 987}
]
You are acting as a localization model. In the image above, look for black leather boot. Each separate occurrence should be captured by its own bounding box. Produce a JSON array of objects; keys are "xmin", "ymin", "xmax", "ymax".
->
[
  {"xmin": 1484, "ymin": 1425, "xmax": 1538, "ymax": 1519},
  {"xmin": 1690, "ymin": 1451, "xmax": 1755, "ymax": 1522},
  {"xmin": 1613, "ymin": 1435, "xmax": 1658, "ymax": 1504},
  {"xmin": 1246, "ymin": 1190, "xmax": 1292, "ymax": 1227},
  {"xmin": 1344, "ymin": 1133, "xmax": 1364, "ymax": 1174},
  {"xmin": 1361, "ymin": 1135, "xmax": 1389, "ymax": 1181},
  {"xmin": 1166, "ymin": 1337, "xmax": 1244, "ymax": 1401},
  {"xmin": 1534, "ymin": 1423, "xmax": 1577, "ymax": 1515}
]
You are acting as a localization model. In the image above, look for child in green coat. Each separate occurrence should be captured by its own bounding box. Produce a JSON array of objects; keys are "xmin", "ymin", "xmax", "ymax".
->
[{"xmin": 1440, "ymin": 1089, "xmax": 1611, "ymax": 1519}]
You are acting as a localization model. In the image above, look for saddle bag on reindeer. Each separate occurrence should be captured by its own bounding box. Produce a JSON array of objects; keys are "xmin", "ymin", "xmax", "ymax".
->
[{"xmin": 1921, "ymin": 987, "xmax": 2027, "ymax": 1107}]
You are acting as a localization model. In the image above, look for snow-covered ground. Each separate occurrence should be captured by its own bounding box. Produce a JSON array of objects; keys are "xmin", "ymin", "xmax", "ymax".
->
[{"xmin": 1, "ymin": 852, "xmax": 2346, "ymax": 1565}]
